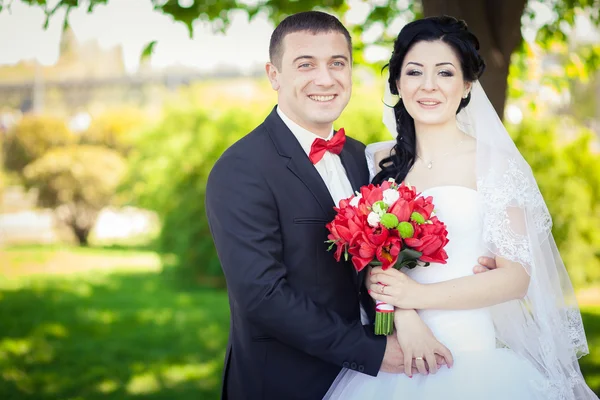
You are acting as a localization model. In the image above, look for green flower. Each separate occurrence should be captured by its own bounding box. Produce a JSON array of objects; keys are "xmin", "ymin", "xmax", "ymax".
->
[
  {"xmin": 380, "ymin": 213, "xmax": 399, "ymax": 229},
  {"xmin": 410, "ymin": 211, "xmax": 425, "ymax": 224},
  {"xmin": 398, "ymin": 221, "xmax": 414, "ymax": 238},
  {"xmin": 372, "ymin": 200, "xmax": 388, "ymax": 216}
]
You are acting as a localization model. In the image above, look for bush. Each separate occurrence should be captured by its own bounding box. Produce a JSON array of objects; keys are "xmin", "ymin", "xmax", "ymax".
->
[
  {"xmin": 81, "ymin": 108, "xmax": 148, "ymax": 155},
  {"xmin": 4, "ymin": 115, "xmax": 76, "ymax": 174},
  {"xmin": 23, "ymin": 145, "xmax": 127, "ymax": 245},
  {"xmin": 124, "ymin": 101, "xmax": 265, "ymax": 285},
  {"xmin": 508, "ymin": 116, "xmax": 600, "ymax": 286}
]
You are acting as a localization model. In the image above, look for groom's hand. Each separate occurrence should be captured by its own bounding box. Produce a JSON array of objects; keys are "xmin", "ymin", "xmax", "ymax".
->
[
  {"xmin": 380, "ymin": 335, "xmax": 407, "ymax": 374},
  {"xmin": 473, "ymin": 256, "xmax": 497, "ymax": 274},
  {"xmin": 380, "ymin": 334, "xmax": 419, "ymax": 374}
]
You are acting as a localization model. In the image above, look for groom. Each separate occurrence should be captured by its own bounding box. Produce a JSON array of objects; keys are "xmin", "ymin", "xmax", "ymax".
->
[{"xmin": 206, "ymin": 10, "xmax": 496, "ymax": 400}]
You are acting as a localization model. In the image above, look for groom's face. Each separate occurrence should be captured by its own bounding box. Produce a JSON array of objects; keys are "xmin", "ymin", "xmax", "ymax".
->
[{"xmin": 266, "ymin": 31, "xmax": 352, "ymax": 137}]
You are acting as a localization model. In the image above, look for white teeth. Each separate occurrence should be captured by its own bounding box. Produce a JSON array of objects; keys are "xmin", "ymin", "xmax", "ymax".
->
[
  {"xmin": 310, "ymin": 95, "xmax": 335, "ymax": 102},
  {"xmin": 419, "ymin": 101, "xmax": 439, "ymax": 105}
]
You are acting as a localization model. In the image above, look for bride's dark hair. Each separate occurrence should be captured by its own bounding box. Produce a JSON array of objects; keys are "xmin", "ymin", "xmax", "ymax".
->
[{"xmin": 372, "ymin": 15, "xmax": 486, "ymax": 185}]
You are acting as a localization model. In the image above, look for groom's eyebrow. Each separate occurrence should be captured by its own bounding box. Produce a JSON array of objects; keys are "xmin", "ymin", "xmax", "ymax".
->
[
  {"xmin": 292, "ymin": 55, "xmax": 349, "ymax": 63},
  {"xmin": 292, "ymin": 55, "xmax": 315, "ymax": 63}
]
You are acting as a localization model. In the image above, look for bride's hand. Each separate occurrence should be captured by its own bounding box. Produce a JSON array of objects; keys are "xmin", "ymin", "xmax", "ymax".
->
[
  {"xmin": 393, "ymin": 309, "xmax": 454, "ymax": 377},
  {"xmin": 368, "ymin": 267, "xmax": 421, "ymax": 309}
]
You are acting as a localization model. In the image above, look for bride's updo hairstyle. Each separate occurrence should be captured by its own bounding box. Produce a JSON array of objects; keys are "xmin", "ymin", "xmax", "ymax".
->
[{"xmin": 372, "ymin": 16, "xmax": 486, "ymax": 185}]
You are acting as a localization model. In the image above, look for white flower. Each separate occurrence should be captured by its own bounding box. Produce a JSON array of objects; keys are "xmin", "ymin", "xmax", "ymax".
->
[
  {"xmin": 367, "ymin": 212, "xmax": 381, "ymax": 227},
  {"xmin": 382, "ymin": 189, "xmax": 400, "ymax": 206},
  {"xmin": 387, "ymin": 178, "xmax": 396, "ymax": 183},
  {"xmin": 349, "ymin": 194, "xmax": 362, "ymax": 207}
]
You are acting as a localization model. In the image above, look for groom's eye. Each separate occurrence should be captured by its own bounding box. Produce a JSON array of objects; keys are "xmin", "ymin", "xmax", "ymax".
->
[
  {"xmin": 298, "ymin": 63, "xmax": 312, "ymax": 69},
  {"xmin": 331, "ymin": 61, "xmax": 345, "ymax": 68}
]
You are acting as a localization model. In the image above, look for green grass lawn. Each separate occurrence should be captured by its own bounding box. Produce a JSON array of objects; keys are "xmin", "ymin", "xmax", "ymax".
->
[
  {"xmin": 1, "ymin": 246, "xmax": 600, "ymax": 399},
  {"xmin": 0, "ymin": 246, "xmax": 229, "ymax": 400}
]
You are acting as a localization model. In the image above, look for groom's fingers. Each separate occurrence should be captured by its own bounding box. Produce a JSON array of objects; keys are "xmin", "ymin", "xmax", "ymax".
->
[
  {"xmin": 473, "ymin": 256, "xmax": 498, "ymax": 274},
  {"xmin": 479, "ymin": 256, "xmax": 497, "ymax": 269},
  {"xmin": 414, "ymin": 357, "xmax": 427, "ymax": 376},
  {"xmin": 437, "ymin": 344, "xmax": 454, "ymax": 368},
  {"xmin": 473, "ymin": 265, "xmax": 488, "ymax": 274},
  {"xmin": 425, "ymin": 353, "xmax": 438, "ymax": 374},
  {"xmin": 404, "ymin": 351, "xmax": 413, "ymax": 377}
]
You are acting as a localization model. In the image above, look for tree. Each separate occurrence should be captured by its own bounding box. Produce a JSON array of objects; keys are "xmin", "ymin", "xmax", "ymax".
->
[
  {"xmin": 7, "ymin": 0, "xmax": 600, "ymax": 117},
  {"xmin": 3, "ymin": 115, "xmax": 76, "ymax": 174},
  {"xmin": 23, "ymin": 145, "xmax": 126, "ymax": 245}
]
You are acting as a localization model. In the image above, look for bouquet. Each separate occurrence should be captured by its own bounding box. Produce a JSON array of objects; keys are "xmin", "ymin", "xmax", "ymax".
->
[{"xmin": 326, "ymin": 179, "xmax": 449, "ymax": 335}]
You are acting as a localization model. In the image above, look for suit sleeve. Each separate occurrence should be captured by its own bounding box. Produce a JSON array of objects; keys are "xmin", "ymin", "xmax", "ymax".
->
[{"xmin": 205, "ymin": 154, "xmax": 386, "ymax": 376}]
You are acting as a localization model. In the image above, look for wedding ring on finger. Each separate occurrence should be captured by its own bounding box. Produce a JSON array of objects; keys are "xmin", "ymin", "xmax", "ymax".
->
[{"xmin": 415, "ymin": 357, "xmax": 424, "ymax": 361}]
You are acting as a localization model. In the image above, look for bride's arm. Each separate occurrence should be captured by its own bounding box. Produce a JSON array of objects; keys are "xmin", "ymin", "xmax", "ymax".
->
[{"xmin": 368, "ymin": 257, "xmax": 530, "ymax": 310}]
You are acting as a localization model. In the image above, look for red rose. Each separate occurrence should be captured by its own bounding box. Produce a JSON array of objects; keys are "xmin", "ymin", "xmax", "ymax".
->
[
  {"xmin": 412, "ymin": 196, "xmax": 435, "ymax": 220},
  {"xmin": 388, "ymin": 198, "xmax": 413, "ymax": 222},
  {"xmin": 348, "ymin": 233, "xmax": 378, "ymax": 271},
  {"xmin": 360, "ymin": 184, "xmax": 384, "ymax": 207},
  {"xmin": 405, "ymin": 217, "xmax": 449, "ymax": 264},
  {"xmin": 397, "ymin": 183, "xmax": 418, "ymax": 202},
  {"xmin": 376, "ymin": 235, "xmax": 402, "ymax": 269}
]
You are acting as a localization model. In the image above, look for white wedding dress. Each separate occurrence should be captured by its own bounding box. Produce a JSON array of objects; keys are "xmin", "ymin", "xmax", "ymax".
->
[{"xmin": 324, "ymin": 185, "xmax": 551, "ymax": 400}]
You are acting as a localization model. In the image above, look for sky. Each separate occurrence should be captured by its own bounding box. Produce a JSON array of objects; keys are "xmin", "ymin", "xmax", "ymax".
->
[
  {"xmin": 0, "ymin": 0, "xmax": 597, "ymax": 75},
  {"xmin": 0, "ymin": 0, "xmax": 276, "ymax": 73}
]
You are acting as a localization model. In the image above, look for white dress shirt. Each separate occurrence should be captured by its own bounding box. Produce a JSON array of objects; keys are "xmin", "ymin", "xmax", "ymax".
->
[{"xmin": 277, "ymin": 107, "xmax": 369, "ymax": 325}]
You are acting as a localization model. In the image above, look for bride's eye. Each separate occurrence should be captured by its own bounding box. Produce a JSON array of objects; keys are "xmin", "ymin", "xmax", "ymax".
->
[
  {"xmin": 406, "ymin": 70, "xmax": 422, "ymax": 76},
  {"xmin": 439, "ymin": 70, "xmax": 454, "ymax": 77}
]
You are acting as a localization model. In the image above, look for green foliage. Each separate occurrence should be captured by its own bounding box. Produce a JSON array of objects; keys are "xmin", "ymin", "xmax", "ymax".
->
[
  {"xmin": 23, "ymin": 145, "xmax": 126, "ymax": 245},
  {"xmin": 3, "ymin": 115, "xmax": 76, "ymax": 174},
  {"xmin": 508, "ymin": 116, "xmax": 600, "ymax": 286},
  {"xmin": 123, "ymin": 82, "xmax": 272, "ymax": 284},
  {"xmin": 81, "ymin": 108, "xmax": 147, "ymax": 155}
]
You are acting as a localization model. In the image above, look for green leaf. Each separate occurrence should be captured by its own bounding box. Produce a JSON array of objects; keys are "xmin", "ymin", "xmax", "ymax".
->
[{"xmin": 141, "ymin": 40, "xmax": 157, "ymax": 61}]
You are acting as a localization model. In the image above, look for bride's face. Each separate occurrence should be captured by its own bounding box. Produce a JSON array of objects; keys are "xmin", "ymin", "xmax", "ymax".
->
[{"xmin": 396, "ymin": 40, "xmax": 471, "ymax": 127}]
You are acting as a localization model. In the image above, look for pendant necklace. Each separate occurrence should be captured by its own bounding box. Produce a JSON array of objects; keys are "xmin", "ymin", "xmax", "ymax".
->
[{"xmin": 417, "ymin": 137, "xmax": 465, "ymax": 169}]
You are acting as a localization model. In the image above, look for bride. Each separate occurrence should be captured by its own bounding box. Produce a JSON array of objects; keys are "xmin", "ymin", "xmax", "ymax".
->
[{"xmin": 325, "ymin": 16, "xmax": 598, "ymax": 400}]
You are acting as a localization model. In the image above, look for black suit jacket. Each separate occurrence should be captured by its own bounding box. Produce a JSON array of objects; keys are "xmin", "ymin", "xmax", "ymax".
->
[{"xmin": 205, "ymin": 107, "xmax": 386, "ymax": 400}]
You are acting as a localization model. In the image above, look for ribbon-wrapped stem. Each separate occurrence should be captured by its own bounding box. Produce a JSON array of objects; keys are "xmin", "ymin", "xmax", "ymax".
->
[{"xmin": 374, "ymin": 300, "xmax": 394, "ymax": 335}]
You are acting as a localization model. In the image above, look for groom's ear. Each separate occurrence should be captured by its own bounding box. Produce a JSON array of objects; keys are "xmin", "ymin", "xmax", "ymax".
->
[{"xmin": 265, "ymin": 62, "xmax": 280, "ymax": 91}]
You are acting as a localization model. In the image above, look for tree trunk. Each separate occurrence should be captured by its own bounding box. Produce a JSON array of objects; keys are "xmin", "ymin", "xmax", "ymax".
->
[
  {"xmin": 71, "ymin": 224, "xmax": 91, "ymax": 246},
  {"xmin": 421, "ymin": 0, "xmax": 526, "ymax": 118}
]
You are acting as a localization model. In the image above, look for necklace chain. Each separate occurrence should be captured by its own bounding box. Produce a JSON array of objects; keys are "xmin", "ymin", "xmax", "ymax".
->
[{"xmin": 416, "ymin": 138, "xmax": 465, "ymax": 169}]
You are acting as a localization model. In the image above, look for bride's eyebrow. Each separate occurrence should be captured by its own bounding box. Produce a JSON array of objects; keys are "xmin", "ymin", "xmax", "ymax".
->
[{"xmin": 405, "ymin": 61, "xmax": 456, "ymax": 67}]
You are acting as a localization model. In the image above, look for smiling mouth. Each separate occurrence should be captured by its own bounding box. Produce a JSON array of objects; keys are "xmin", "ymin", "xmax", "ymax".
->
[
  {"xmin": 418, "ymin": 100, "xmax": 441, "ymax": 106},
  {"xmin": 309, "ymin": 95, "xmax": 336, "ymax": 102}
]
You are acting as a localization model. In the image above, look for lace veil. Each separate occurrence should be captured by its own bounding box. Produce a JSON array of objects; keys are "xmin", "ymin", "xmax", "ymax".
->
[{"xmin": 369, "ymin": 81, "xmax": 596, "ymax": 399}]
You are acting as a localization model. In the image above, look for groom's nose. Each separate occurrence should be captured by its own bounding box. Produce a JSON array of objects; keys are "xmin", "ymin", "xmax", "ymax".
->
[{"xmin": 313, "ymin": 65, "xmax": 336, "ymax": 87}]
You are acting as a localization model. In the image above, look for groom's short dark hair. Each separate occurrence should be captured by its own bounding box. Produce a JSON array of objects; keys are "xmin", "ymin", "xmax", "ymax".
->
[{"xmin": 269, "ymin": 11, "xmax": 352, "ymax": 69}]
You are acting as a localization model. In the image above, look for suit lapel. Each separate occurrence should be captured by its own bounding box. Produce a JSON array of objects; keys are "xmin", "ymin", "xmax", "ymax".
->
[{"xmin": 265, "ymin": 108, "xmax": 335, "ymax": 216}]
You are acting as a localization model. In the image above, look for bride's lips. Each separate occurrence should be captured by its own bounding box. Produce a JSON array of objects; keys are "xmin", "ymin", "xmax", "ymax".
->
[{"xmin": 417, "ymin": 98, "xmax": 442, "ymax": 109}]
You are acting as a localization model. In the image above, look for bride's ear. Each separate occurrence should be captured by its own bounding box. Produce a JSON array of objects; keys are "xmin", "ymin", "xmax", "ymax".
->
[{"xmin": 463, "ymin": 82, "xmax": 473, "ymax": 98}]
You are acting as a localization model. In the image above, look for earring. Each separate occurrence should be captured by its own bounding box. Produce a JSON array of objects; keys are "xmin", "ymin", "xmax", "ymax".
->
[{"xmin": 463, "ymin": 92, "xmax": 469, "ymax": 99}]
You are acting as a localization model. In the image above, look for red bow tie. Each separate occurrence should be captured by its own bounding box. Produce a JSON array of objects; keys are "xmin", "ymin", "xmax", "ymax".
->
[{"xmin": 308, "ymin": 128, "xmax": 346, "ymax": 164}]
